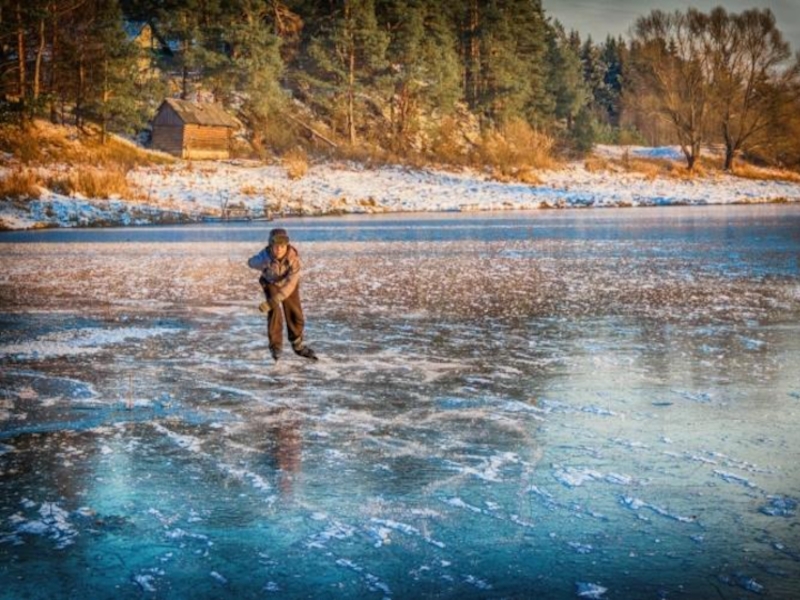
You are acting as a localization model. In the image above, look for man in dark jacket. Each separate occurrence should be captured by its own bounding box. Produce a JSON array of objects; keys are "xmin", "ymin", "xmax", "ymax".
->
[{"xmin": 248, "ymin": 228, "xmax": 317, "ymax": 362}]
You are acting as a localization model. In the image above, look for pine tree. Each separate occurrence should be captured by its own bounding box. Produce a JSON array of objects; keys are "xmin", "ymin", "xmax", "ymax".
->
[
  {"xmin": 87, "ymin": 0, "xmax": 143, "ymax": 140},
  {"xmin": 220, "ymin": 0, "xmax": 284, "ymax": 151},
  {"xmin": 544, "ymin": 21, "xmax": 587, "ymax": 130},
  {"xmin": 378, "ymin": 0, "xmax": 462, "ymax": 151},
  {"xmin": 151, "ymin": 0, "xmax": 227, "ymax": 100},
  {"xmin": 580, "ymin": 37, "xmax": 607, "ymax": 117},
  {"xmin": 301, "ymin": 0, "xmax": 389, "ymax": 145},
  {"xmin": 599, "ymin": 35, "xmax": 625, "ymax": 127},
  {"xmin": 52, "ymin": 0, "xmax": 141, "ymax": 135},
  {"xmin": 0, "ymin": 0, "xmax": 86, "ymax": 122},
  {"xmin": 458, "ymin": 0, "xmax": 548, "ymax": 128}
]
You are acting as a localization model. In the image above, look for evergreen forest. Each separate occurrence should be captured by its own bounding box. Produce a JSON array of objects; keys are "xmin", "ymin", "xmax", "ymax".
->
[{"xmin": 2, "ymin": 0, "xmax": 799, "ymax": 171}]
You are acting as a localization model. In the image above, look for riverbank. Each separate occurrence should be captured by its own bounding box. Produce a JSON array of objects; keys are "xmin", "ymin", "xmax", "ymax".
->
[{"xmin": 2, "ymin": 145, "xmax": 800, "ymax": 230}]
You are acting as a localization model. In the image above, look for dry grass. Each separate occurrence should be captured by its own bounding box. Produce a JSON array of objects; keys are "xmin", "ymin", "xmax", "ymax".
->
[
  {"xmin": 590, "ymin": 149, "xmax": 709, "ymax": 181},
  {"xmin": 282, "ymin": 147, "xmax": 309, "ymax": 180},
  {"xmin": 47, "ymin": 167, "xmax": 131, "ymax": 199},
  {"xmin": 627, "ymin": 158, "xmax": 674, "ymax": 180},
  {"xmin": 0, "ymin": 120, "xmax": 172, "ymax": 171},
  {"xmin": 230, "ymin": 137, "xmax": 260, "ymax": 160},
  {"xmin": 589, "ymin": 148, "xmax": 800, "ymax": 184},
  {"xmin": 732, "ymin": 162, "xmax": 800, "ymax": 183},
  {"xmin": 0, "ymin": 168, "xmax": 42, "ymax": 200},
  {"xmin": 479, "ymin": 120, "xmax": 557, "ymax": 180},
  {"xmin": 82, "ymin": 135, "xmax": 173, "ymax": 171},
  {"xmin": 616, "ymin": 145, "xmax": 800, "ymax": 181},
  {"xmin": 584, "ymin": 156, "xmax": 615, "ymax": 173}
]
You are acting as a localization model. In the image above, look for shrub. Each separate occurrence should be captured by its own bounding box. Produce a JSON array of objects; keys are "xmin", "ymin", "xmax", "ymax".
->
[
  {"xmin": 616, "ymin": 127, "xmax": 648, "ymax": 146},
  {"xmin": 261, "ymin": 115, "xmax": 305, "ymax": 155},
  {"xmin": 570, "ymin": 109, "xmax": 597, "ymax": 154},
  {"xmin": 0, "ymin": 168, "xmax": 42, "ymax": 200},
  {"xmin": 0, "ymin": 124, "xmax": 43, "ymax": 163},
  {"xmin": 479, "ymin": 119, "xmax": 556, "ymax": 179},
  {"xmin": 282, "ymin": 147, "xmax": 309, "ymax": 180},
  {"xmin": 428, "ymin": 114, "xmax": 478, "ymax": 167}
]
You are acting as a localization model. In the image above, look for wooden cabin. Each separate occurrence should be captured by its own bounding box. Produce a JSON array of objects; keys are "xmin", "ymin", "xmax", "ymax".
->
[{"xmin": 151, "ymin": 98, "xmax": 239, "ymax": 160}]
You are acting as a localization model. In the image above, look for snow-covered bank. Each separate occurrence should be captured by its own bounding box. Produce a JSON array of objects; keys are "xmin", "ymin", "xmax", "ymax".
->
[{"xmin": 2, "ymin": 145, "xmax": 799, "ymax": 230}]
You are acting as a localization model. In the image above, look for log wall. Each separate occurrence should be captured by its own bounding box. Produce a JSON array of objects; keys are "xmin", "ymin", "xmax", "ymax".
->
[
  {"xmin": 151, "ymin": 103, "xmax": 233, "ymax": 159},
  {"xmin": 182, "ymin": 124, "xmax": 231, "ymax": 160}
]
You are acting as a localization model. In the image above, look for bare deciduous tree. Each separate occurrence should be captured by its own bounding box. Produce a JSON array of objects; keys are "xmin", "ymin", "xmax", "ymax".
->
[
  {"xmin": 705, "ymin": 7, "xmax": 793, "ymax": 170},
  {"xmin": 629, "ymin": 9, "xmax": 710, "ymax": 170}
]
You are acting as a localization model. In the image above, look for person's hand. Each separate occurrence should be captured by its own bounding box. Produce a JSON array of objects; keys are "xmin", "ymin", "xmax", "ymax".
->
[{"xmin": 269, "ymin": 295, "xmax": 283, "ymax": 309}]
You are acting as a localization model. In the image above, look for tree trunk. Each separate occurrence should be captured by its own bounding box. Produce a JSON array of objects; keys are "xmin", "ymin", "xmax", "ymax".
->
[
  {"xmin": 348, "ymin": 45, "xmax": 355, "ymax": 145},
  {"xmin": 463, "ymin": 0, "xmax": 480, "ymax": 110},
  {"xmin": 722, "ymin": 126, "xmax": 735, "ymax": 171},
  {"xmin": 76, "ymin": 56, "xmax": 85, "ymax": 129},
  {"xmin": 33, "ymin": 17, "xmax": 46, "ymax": 100},
  {"xmin": 101, "ymin": 58, "xmax": 109, "ymax": 145},
  {"xmin": 181, "ymin": 37, "xmax": 190, "ymax": 99},
  {"xmin": 392, "ymin": 81, "xmax": 410, "ymax": 150},
  {"xmin": 182, "ymin": 66, "xmax": 189, "ymax": 100},
  {"xmin": 723, "ymin": 145, "xmax": 735, "ymax": 171},
  {"xmin": 49, "ymin": 1, "xmax": 60, "ymax": 123},
  {"xmin": 15, "ymin": 0, "xmax": 27, "ymax": 99},
  {"xmin": 345, "ymin": 0, "xmax": 356, "ymax": 146},
  {"xmin": 680, "ymin": 140, "xmax": 698, "ymax": 171}
]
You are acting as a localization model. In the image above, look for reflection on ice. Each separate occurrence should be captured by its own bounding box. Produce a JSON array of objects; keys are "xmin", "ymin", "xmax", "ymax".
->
[{"xmin": 1, "ymin": 207, "xmax": 800, "ymax": 598}]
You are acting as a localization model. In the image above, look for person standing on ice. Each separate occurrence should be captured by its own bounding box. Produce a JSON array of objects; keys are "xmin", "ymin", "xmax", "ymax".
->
[{"xmin": 247, "ymin": 228, "xmax": 317, "ymax": 362}]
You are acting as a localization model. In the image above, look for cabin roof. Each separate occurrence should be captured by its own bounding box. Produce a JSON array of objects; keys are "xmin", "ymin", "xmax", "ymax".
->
[{"xmin": 159, "ymin": 98, "xmax": 239, "ymax": 128}]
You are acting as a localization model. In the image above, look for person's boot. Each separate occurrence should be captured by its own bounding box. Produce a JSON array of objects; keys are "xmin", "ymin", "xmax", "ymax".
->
[
  {"xmin": 270, "ymin": 346, "xmax": 282, "ymax": 362},
  {"xmin": 293, "ymin": 345, "xmax": 318, "ymax": 361}
]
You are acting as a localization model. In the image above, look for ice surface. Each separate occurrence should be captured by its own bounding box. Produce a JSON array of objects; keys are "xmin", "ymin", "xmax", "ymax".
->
[
  {"xmin": 1, "ymin": 206, "xmax": 800, "ymax": 599},
  {"xmin": 576, "ymin": 581, "xmax": 608, "ymax": 598}
]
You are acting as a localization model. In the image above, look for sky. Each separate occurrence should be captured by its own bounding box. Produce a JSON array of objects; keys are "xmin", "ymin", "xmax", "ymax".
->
[{"xmin": 543, "ymin": 0, "xmax": 800, "ymax": 54}]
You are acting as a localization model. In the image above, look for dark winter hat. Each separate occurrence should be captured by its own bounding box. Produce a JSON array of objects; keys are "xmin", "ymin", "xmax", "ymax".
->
[{"xmin": 269, "ymin": 228, "xmax": 290, "ymax": 245}]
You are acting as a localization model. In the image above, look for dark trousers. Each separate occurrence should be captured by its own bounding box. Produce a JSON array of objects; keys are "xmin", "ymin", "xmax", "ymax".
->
[{"xmin": 261, "ymin": 282, "xmax": 305, "ymax": 351}]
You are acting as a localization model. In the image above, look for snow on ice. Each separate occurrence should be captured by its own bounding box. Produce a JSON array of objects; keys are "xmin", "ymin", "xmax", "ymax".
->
[{"xmin": 1, "ymin": 155, "xmax": 800, "ymax": 599}]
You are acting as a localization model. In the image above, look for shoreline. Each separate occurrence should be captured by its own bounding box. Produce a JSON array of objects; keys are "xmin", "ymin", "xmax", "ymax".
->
[{"xmin": 2, "ymin": 195, "xmax": 799, "ymax": 233}]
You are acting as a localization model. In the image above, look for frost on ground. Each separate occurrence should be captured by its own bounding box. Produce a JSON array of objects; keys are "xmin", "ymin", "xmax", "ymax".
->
[
  {"xmin": 1, "ymin": 144, "xmax": 800, "ymax": 230},
  {"xmin": 1, "ymin": 208, "xmax": 800, "ymax": 599}
]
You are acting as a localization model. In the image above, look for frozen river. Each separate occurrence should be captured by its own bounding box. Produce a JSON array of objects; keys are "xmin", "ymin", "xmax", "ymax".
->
[{"xmin": 1, "ymin": 206, "xmax": 800, "ymax": 599}]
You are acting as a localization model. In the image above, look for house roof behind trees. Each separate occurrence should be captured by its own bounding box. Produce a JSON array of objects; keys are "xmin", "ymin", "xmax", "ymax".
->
[{"xmin": 160, "ymin": 98, "xmax": 239, "ymax": 128}]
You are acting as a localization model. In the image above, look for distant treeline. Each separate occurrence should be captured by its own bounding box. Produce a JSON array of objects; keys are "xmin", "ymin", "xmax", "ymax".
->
[{"xmin": 2, "ymin": 1, "xmax": 799, "ymax": 169}]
